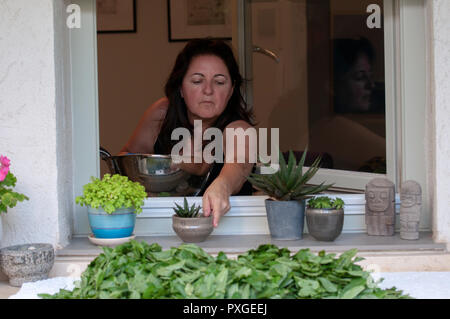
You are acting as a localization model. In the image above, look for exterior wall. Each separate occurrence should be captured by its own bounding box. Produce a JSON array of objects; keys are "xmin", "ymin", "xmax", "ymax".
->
[
  {"xmin": 429, "ymin": 0, "xmax": 450, "ymax": 243},
  {"xmin": 0, "ymin": 0, "xmax": 73, "ymax": 248}
]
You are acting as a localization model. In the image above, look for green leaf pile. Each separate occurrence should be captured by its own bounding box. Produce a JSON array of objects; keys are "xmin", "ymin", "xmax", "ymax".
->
[
  {"xmin": 40, "ymin": 241, "xmax": 411, "ymax": 299},
  {"xmin": 76, "ymin": 174, "xmax": 147, "ymax": 214}
]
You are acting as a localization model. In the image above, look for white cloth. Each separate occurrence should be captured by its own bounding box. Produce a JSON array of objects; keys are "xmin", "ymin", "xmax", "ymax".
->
[
  {"xmin": 8, "ymin": 276, "xmax": 80, "ymax": 299},
  {"xmin": 376, "ymin": 272, "xmax": 450, "ymax": 299},
  {"xmin": 8, "ymin": 272, "xmax": 450, "ymax": 299}
]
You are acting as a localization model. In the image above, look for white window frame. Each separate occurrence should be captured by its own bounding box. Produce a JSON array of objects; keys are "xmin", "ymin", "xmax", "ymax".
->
[{"xmin": 70, "ymin": 0, "xmax": 429, "ymax": 236}]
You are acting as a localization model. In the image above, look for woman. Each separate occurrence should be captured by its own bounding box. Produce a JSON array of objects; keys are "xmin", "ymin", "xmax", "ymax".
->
[{"xmin": 120, "ymin": 39, "xmax": 255, "ymax": 228}]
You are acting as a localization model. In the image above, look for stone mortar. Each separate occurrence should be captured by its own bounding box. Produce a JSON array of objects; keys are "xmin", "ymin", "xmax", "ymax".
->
[{"xmin": 0, "ymin": 243, "xmax": 55, "ymax": 287}]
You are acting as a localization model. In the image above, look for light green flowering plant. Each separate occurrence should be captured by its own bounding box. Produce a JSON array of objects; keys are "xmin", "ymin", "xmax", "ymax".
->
[{"xmin": 76, "ymin": 174, "xmax": 147, "ymax": 214}]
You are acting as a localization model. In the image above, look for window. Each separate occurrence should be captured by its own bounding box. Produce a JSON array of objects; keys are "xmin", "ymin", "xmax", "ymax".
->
[
  {"xmin": 70, "ymin": 0, "xmax": 429, "ymax": 236},
  {"xmin": 241, "ymin": 0, "xmax": 398, "ymax": 191}
]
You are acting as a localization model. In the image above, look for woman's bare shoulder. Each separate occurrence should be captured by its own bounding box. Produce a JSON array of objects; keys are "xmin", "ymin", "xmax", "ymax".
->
[
  {"xmin": 225, "ymin": 120, "xmax": 253, "ymax": 130},
  {"xmin": 145, "ymin": 97, "xmax": 169, "ymax": 121}
]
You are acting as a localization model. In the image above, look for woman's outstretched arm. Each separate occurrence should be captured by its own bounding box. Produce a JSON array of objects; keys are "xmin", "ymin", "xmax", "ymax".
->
[{"xmin": 202, "ymin": 120, "xmax": 254, "ymax": 227}]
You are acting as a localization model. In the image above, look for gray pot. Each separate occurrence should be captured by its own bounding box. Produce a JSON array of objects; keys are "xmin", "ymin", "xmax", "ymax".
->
[
  {"xmin": 306, "ymin": 208, "xmax": 344, "ymax": 241},
  {"xmin": 265, "ymin": 199, "xmax": 305, "ymax": 240},
  {"xmin": 0, "ymin": 243, "xmax": 55, "ymax": 287},
  {"xmin": 172, "ymin": 214, "xmax": 214, "ymax": 243}
]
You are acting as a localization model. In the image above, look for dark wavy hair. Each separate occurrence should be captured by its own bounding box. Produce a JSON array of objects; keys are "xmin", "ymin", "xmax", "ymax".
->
[
  {"xmin": 333, "ymin": 37, "xmax": 375, "ymax": 81},
  {"xmin": 157, "ymin": 38, "xmax": 254, "ymax": 154}
]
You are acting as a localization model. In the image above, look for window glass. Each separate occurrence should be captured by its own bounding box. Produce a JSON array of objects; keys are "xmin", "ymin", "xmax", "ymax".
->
[
  {"xmin": 250, "ymin": 0, "xmax": 386, "ymax": 174},
  {"xmin": 96, "ymin": 0, "xmax": 387, "ymax": 199}
]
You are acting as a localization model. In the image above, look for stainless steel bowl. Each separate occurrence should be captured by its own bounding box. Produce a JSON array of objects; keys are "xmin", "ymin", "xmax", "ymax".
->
[{"xmin": 100, "ymin": 148, "xmax": 211, "ymax": 196}]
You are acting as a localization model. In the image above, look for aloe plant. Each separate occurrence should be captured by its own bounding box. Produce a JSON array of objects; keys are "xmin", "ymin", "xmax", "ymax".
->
[
  {"xmin": 247, "ymin": 150, "xmax": 334, "ymax": 201},
  {"xmin": 173, "ymin": 198, "xmax": 202, "ymax": 218}
]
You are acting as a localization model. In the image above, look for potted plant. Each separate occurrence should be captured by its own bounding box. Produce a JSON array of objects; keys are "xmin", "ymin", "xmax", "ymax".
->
[
  {"xmin": 306, "ymin": 196, "xmax": 345, "ymax": 242},
  {"xmin": 0, "ymin": 155, "xmax": 29, "ymax": 214},
  {"xmin": 172, "ymin": 198, "xmax": 213, "ymax": 243},
  {"xmin": 247, "ymin": 150, "xmax": 333, "ymax": 240},
  {"xmin": 0, "ymin": 155, "xmax": 29, "ymax": 242},
  {"xmin": 76, "ymin": 174, "xmax": 147, "ymax": 239}
]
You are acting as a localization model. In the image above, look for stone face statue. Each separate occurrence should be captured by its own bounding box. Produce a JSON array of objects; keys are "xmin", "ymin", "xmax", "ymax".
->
[
  {"xmin": 365, "ymin": 177, "xmax": 396, "ymax": 236},
  {"xmin": 400, "ymin": 180, "xmax": 422, "ymax": 240}
]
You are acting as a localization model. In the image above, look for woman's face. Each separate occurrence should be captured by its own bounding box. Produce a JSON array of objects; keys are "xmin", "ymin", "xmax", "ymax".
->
[
  {"xmin": 337, "ymin": 53, "xmax": 375, "ymax": 112},
  {"xmin": 181, "ymin": 54, "xmax": 234, "ymax": 125}
]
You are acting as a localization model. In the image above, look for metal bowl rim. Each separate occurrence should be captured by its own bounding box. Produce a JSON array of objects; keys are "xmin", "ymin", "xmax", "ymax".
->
[{"xmin": 112, "ymin": 154, "xmax": 172, "ymax": 159}]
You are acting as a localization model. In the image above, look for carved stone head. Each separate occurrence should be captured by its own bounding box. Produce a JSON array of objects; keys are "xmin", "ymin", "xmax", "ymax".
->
[
  {"xmin": 400, "ymin": 180, "xmax": 422, "ymax": 208},
  {"xmin": 365, "ymin": 178, "xmax": 395, "ymax": 213}
]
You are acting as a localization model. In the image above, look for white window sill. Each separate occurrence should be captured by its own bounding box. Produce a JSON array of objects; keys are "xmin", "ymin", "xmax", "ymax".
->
[
  {"xmin": 60, "ymin": 232, "xmax": 444, "ymax": 258},
  {"xmin": 126, "ymin": 194, "xmax": 424, "ymax": 237}
]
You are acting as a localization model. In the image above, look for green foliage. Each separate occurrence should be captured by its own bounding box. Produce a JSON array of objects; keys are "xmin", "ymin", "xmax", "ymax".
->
[
  {"xmin": 247, "ymin": 150, "xmax": 334, "ymax": 201},
  {"xmin": 158, "ymin": 192, "xmax": 171, "ymax": 197},
  {"xmin": 173, "ymin": 198, "xmax": 201, "ymax": 218},
  {"xmin": 307, "ymin": 196, "xmax": 345, "ymax": 210},
  {"xmin": 76, "ymin": 174, "xmax": 147, "ymax": 214},
  {"xmin": 0, "ymin": 172, "xmax": 29, "ymax": 214},
  {"xmin": 39, "ymin": 241, "xmax": 411, "ymax": 299}
]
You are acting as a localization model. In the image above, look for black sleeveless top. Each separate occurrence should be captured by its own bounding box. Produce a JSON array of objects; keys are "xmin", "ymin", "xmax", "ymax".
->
[{"xmin": 154, "ymin": 134, "xmax": 254, "ymax": 196}]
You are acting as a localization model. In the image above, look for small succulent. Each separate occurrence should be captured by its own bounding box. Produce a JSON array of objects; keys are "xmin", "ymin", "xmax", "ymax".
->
[
  {"xmin": 247, "ymin": 149, "xmax": 334, "ymax": 201},
  {"xmin": 307, "ymin": 196, "xmax": 345, "ymax": 210},
  {"xmin": 173, "ymin": 198, "xmax": 202, "ymax": 218}
]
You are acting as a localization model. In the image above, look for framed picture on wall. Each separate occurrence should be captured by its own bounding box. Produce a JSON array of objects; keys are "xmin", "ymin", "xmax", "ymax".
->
[
  {"xmin": 97, "ymin": 0, "xmax": 137, "ymax": 33},
  {"xmin": 167, "ymin": 0, "xmax": 232, "ymax": 42}
]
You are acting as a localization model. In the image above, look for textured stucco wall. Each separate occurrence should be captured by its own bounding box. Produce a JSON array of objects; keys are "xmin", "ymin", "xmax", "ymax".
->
[
  {"xmin": 0, "ymin": 0, "xmax": 73, "ymax": 248},
  {"xmin": 429, "ymin": 0, "xmax": 450, "ymax": 243}
]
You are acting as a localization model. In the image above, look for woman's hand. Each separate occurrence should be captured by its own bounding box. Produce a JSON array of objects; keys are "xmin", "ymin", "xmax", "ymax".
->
[{"xmin": 202, "ymin": 177, "xmax": 231, "ymax": 228}]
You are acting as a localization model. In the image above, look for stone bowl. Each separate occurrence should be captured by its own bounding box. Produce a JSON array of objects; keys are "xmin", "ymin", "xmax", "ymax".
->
[
  {"xmin": 172, "ymin": 214, "xmax": 214, "ymax": 243},
  {"xmin": 0, "ymin": 243, "xmax": 55, "ymax": 287}
]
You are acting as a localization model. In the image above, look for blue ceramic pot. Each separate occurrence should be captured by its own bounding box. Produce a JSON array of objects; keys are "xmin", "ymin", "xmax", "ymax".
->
[{"xmin": 88, "ymin": 206, "xmax": 136, "ymax": 238}]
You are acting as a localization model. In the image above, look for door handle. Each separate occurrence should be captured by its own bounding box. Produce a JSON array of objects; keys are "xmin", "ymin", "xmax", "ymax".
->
[{"xmin": 253, "ymin": 45, "xmax": 280, "ymax": 63}]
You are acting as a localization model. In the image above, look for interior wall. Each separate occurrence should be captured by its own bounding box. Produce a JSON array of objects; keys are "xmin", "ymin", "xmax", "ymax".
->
[{"xmin": 97, "ymin": 0, "xmax": 185, "ymax": 175}]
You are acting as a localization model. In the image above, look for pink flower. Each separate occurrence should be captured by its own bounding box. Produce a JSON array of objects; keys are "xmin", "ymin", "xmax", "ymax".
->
[
  {"xmin": 0, "ymin": 155, "xmax": 11, "ymax": 182},
  {"xmin": 0, "ymin": 155, "xmax": 10, "ymax": 168}
]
